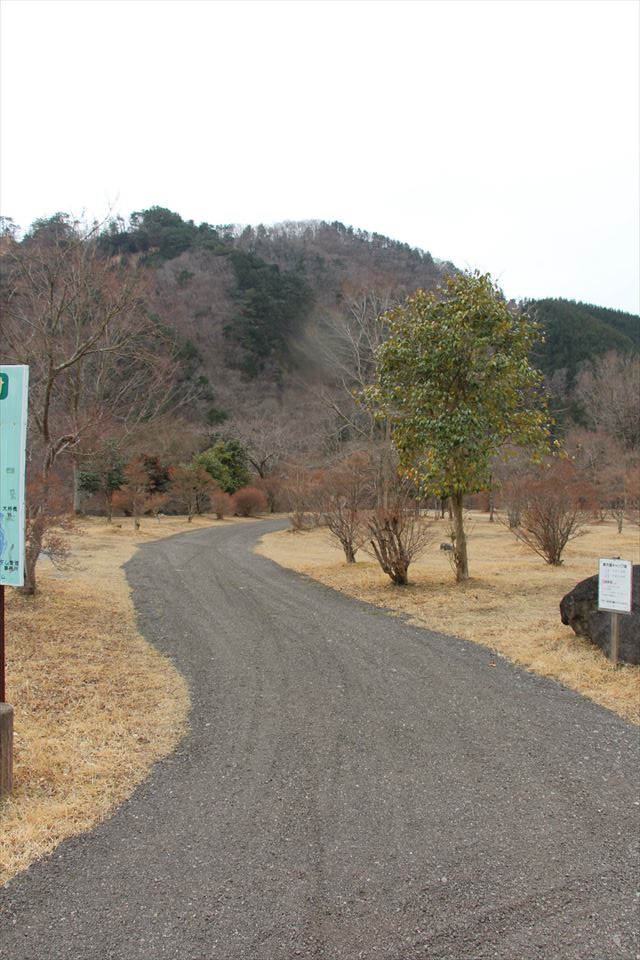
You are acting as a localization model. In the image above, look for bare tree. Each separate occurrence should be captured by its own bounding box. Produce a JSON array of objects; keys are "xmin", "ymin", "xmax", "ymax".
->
[
  {"xmin": 279, "ymin": 462, "xmax": 326, "ymax": 532},
  {"xmin": 1, "ymin": 216, "xmax": 200, "ymax": 589},
  {"xmin": 112, "ymin": 460, "xmax": 167, "ymax": 530},
  {"xmin": 229, "ymin": 406, "xmax": 293, "ymax": 479},
  {"xmin": 575, "ymin": 352, "xmax": 640, "ymax": 450},
  {"xmin": 21, "ymin": 472, "xmax": 77, "ymax": 595},
  {"xmin": 494, "ymin": 448, "xmax": 537, "ymax": 528},
  {"xmin": 501, "ymin": 461, "xmax": 595, "ymax": 565},
  {"xmin": 169, "ymin": 464, "xmax": 216, "ymax": 521},
  {"xmin": 210, "ymin": 487, "xmax": 233, "ymax": 520},
  {"xmin": 364, "ymin": 486, "xmax": 433, "ymax": 585},
  {"xmin": 624, "ymin": 466, "xmax": 640, "ymax": 526},
  {"xmin": 313, "ymin": 284, "xmax": 400, "ymax": 506},
  {"xmin": 566, "ymin": 429, "xmax": 637, "ymax": 528},
  {"xmin": 322, "ymin": 451, "xmax": 374, "ymax": 562}
]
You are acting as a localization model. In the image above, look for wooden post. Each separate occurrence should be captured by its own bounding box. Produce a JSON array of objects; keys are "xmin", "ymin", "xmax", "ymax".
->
[
  {"xmin": 0, "ymin": 585, "xmax": 13, "ymax": 798},
  {"xmin": 610, "ymin": 611, "xmax": 620, "ymax": 667},
  {"xmin": 0, "ymin": 704, "xmax": 13, "ymax": 798},
  {"xmin": 0, "ymin": 584, "xmax": 5, "ymax": 703}
]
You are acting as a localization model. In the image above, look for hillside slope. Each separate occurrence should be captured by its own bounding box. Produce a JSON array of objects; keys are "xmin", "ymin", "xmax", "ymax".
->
[
  {"xmin": 529, "ymin": 297, "xmax": 639, "ymax": 384},
  {"xmin": 103, "ymin": 209, "xmax": 639, "ymax": 427}
]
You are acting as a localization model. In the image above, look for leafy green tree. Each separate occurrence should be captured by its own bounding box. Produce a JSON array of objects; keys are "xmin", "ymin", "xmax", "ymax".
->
[
  {"xmin": 194, "ymin": 439, "xmax": 251, "ymax": 494},
  {"xmin": 99, "ymin": 207, "xmax": 223, "ymax": 261},
  {"xmin": 368, "ymin": 271, "xmax": 551, "ymax": 581}
]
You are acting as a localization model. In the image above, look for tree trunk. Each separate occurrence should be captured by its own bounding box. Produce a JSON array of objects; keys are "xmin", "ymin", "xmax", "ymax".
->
[
  {"xmin": 381, "ymin": 418, "xmax": 393, "ymax": 510},
  {"xmin": 488, "ymin": 475, "xmax": 495, "ymax": 522},
  {"xmin": 73, "ymin": 460, "xmax": 84, "ymax": 515},
  {"xmin": 451, "ymin": 492, "xmax": 469, "ymax": 582},
  {"xmin": 18, "ymin": 543, "xmax": 39, "ymax": 595}
]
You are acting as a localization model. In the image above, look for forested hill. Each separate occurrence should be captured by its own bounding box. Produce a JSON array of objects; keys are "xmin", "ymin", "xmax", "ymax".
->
[
  {"xmin": 96, "ymin": 207, "xmax": 639, "ymax": 424},
  {"xmin": 98, "ymin": 208, "xmax": 452, "ymax": 418},
  {"xmin": 529, "ymin": 298, "xmax": 639, "ymax": 384},
  {"xmin": 16, "ymin": 207, "xmax": 636, "ymax": 428}
]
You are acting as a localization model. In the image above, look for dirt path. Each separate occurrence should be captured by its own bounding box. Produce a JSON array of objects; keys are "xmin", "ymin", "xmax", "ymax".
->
[{"xmin": 0, "ymin": 520, "xmax": 638, "ymax": 959}]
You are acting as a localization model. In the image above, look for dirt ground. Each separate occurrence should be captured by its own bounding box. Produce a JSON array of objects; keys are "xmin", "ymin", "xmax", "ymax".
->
[
  {"xmin": 256, "ymin": 514, "xmax": 640, "ymax": 725},
  {"xmin": 0, "ymin": 514, "xmax": 252, "ymax": 886}
]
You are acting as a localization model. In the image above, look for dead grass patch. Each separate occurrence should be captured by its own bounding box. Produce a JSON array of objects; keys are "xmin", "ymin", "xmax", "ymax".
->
[
  {"xmin": 0, "ymin": 513, "xmax": 253, "ymax": 886},
  {"xmin": 256, "ymin": 515, "xmax": 640, "ymax": 725}
]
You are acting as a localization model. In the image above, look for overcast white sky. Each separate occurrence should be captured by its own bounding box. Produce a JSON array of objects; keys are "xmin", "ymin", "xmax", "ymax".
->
[{"xmin": 1, "ymin": 0, "xmax": 638, "ymax": 312}]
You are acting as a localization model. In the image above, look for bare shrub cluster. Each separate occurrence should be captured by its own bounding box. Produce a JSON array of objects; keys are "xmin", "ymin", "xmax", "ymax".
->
[
  {"xmin": 500, "ymin": 461, "xmax": 595, "ymax": 565},
  {"xmin": 232, "ymin": 486, "xmax": 268, "ymax": 517},
  {"xmin": 321, "ymin": 452, "xmax": 374, "ymax": 563},
  {"xmin": 364, "ymin": 488, "xmax": 433, "ymax": 585}
]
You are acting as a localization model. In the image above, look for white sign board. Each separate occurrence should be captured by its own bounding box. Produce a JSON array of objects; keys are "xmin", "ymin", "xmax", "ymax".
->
[{"xmin": 598, "ymin": 558, "xmax": 633, "ymax": 614}]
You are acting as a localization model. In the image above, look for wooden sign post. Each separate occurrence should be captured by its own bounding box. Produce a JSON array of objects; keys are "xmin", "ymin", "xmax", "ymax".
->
[{"xmin": 598, "ymin": 558, "xmax": 633, "ymax": 667}]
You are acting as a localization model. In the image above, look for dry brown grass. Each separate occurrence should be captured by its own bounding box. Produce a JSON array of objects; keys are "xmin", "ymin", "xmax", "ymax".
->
[
  {"xmin": 257, "ymin": 514, "xmax": 640, "ymax": 725},
  {"xmin": 0, "ymin": 513, "xmax": 246, "ymax": 886}
]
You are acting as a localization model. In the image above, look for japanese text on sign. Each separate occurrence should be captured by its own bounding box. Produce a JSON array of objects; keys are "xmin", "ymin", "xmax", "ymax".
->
[
  {"xmin": 0, "ymin": 366, "xmax": 29, "ymax": 587},
  {"xmin": 598, "ymin": 558, "xmax": 633, "ymax": 614}
]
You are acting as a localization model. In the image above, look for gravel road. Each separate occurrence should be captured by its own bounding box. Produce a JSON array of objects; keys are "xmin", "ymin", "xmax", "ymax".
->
[{"xmin": 1, "ymin": 519, "xmax": 638, "ymax": 960}]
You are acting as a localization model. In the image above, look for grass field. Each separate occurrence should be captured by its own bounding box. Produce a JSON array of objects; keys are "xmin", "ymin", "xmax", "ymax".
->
[{"xmin": 256, "ymin": 514, "xmax": 640, "ymax": 725}]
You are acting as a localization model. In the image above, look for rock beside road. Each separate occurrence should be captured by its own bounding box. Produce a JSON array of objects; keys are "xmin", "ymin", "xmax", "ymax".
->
[{"xmin": 560, "ymin": 565, "xmax": 640, "ymax": 664}]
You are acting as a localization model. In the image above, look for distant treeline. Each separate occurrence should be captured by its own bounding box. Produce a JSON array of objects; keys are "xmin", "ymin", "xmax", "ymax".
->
[{"xmin": 529, "ymin": 297, "xmax": 639, "ymax": 384}]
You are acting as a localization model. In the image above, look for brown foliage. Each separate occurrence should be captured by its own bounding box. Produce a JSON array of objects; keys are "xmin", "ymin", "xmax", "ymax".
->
[
  {"xmin": 280, "ymin": 464, "xmax": 319, "ymax": 531},
  {"xmin": 575, "ymin": 352, "xmax": 640, "ymax": 450},
  {"xmin": 210, "ymin": 487, "xmax": 233, "ymax": 520},
  {"xmin": 502, "ymin": 461, "xmax": 595, "ymax": 565},
  {"xmin": 624, "ymin": 465, "xmax": 640, "ymax": 527},
  {"xmin": 21, "ymin": 475, "xmax": 77, "ymax": 595},
  {"xmin": 322, "ymin": 452, "xmax": 374, "ymax": 563},
  {"xmin": 169, "ymin": 465, "xmax": 215, "ymax": 521},
  {"xmin": 112, "ymin": 460, "xmax": 166, "ymax": 529},
  {"xmin": 365, "ymin": 489, "xmax": 433, "ymax": 585},
  {"xmin": 232, "ymin": 486, "xmax": 267, "ymax": 517},
  {"xmin": 254, "ymin": 476, "xmax": 285, "ymax": 513},
  {"xmin": 494, "ymin": 449, "xmax": 536, "ymax": 529},
  {"xmin": 2, "ymin": 219, "xmax": 201, "ymax": 583}
]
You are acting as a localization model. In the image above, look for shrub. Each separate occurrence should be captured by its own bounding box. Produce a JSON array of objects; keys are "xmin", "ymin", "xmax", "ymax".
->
[
  {"xmin": 322, "ymin": 452, "xmax": 374, "ymax": 563},
  {"xmin": 502, "ymin": 461, "xmax": 595, "ymax": 565},
  {"xmin": 21, "ymin": 474, "xmax": 77, "ymax": 595},
  {"xmin": 324, "ymin": 497, "xmax": 366, "ymax": 563},
  {"xmin": 210, "ymin": 486, "xmax": 233, "ymax": 520},
  {"xmin": 112, "ymin": 460, "xmax": 167, "ymax": 530},
  {"xmin": 193, "ymin": 439, "xmax": 251, "ymax": 494},
  {"xmin": 232, "ymin": 486, "xmax": 267, "ymax": 517},
  {"xmin": 255, "ymin": 476, "xmax": 284, "ymax": 513},
  {"xmin": 364, "ymin": 489, "xmax": 433, "ymax": 585},
  {"xmin": 281, "ymin": 464, "xmax": 315, "ymax": 531},
  {"xmin": 169, "ymin": 464, "xmax": 215, "ymax": 521}
]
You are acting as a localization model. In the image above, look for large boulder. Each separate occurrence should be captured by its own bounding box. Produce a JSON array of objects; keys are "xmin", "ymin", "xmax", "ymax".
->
[{"xmin": 560, "ymin": 565, "xmax": 640, "ymax": 665}]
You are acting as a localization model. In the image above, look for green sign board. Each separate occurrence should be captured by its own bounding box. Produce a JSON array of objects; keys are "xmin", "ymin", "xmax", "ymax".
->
[{"xmin": 0, "ymin": 366, "xmax": 29, "ymax": 587}]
